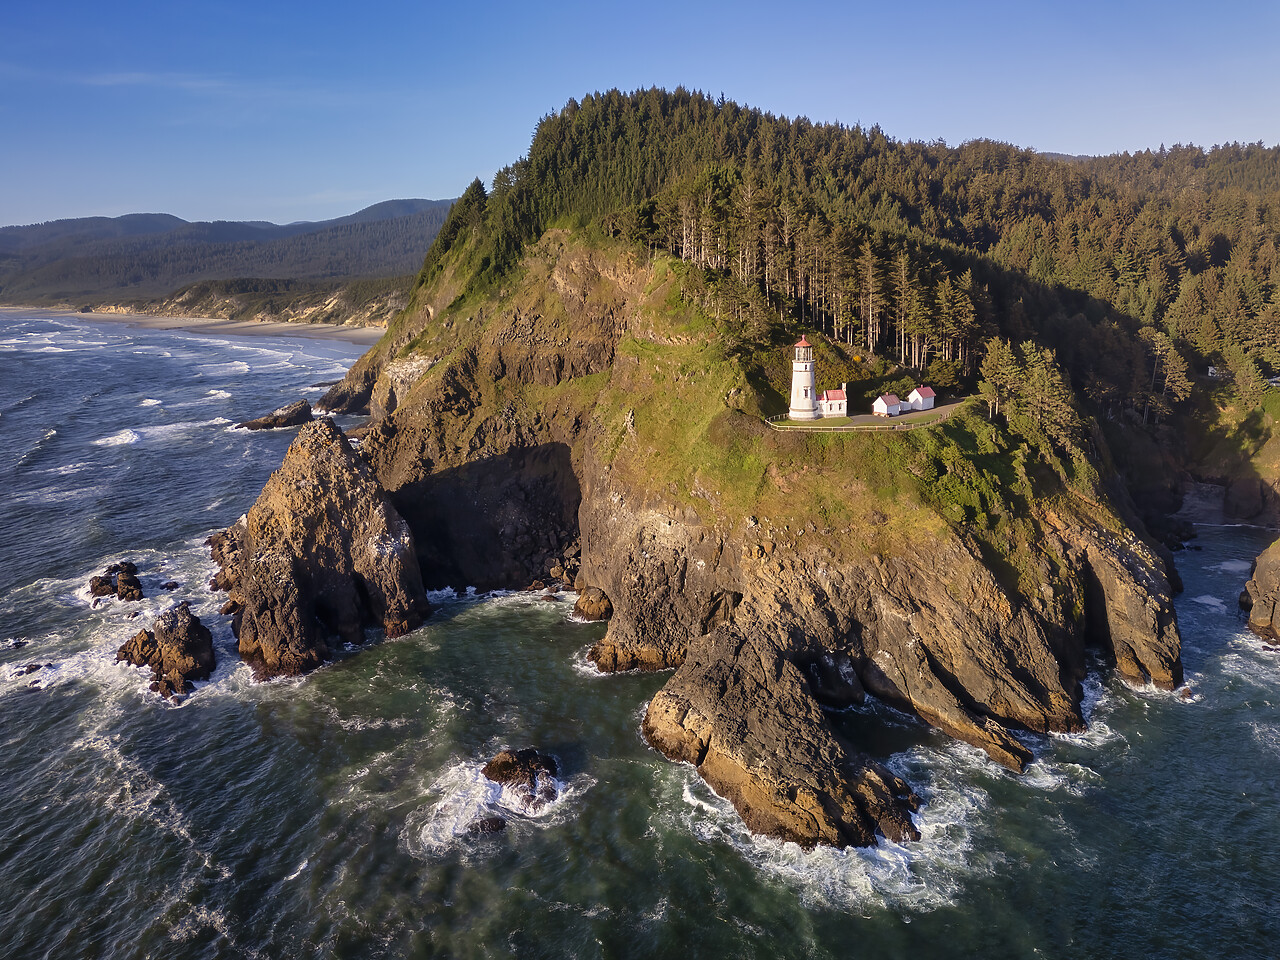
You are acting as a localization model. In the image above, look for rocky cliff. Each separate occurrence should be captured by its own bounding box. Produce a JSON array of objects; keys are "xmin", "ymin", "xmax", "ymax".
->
[
  {"xmin": 209, "ymin": 417, "xmax": 429, "ymax": 678},
  {"xmin": 1244, "ymin": 537, "xmax": 1280, "ymax": 643},
  {"xmin": 237, "ymin": 231, "xmax": 1184, "ymax": 848}
]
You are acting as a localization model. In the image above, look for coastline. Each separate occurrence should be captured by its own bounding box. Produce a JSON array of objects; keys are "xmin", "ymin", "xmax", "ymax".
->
[{"xmin": 0, "ymin": 305, "xmax": 386, "ymax": 346}]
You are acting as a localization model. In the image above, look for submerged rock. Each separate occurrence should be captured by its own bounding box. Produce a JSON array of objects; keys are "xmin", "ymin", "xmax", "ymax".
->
[
  {"xmin": 116, "ymin": 601, "xmax": 215, "ymax": 698},
  {"xmin": 236, "ymin": 399, "xmax": 313, "ymax": 431},
  {"xmin": 209, "ymin": 417, "xmax": 430, "ymax": 679},
  {"xmin": 464, "ymin": 816, "xmax": 507, "ymax": 836},
  {"xmin": 481, "ymin": 748, "xmax": 560, "ymax": 812}
]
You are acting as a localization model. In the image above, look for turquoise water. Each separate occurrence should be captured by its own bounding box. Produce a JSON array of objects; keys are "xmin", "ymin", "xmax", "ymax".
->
[{"xmin": 2, "ymin": 313, "xmax": 1278, "ymax": 958}]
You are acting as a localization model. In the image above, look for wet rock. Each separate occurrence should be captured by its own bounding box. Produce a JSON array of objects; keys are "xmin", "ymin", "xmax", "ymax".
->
[
  {"xmin": 643, "ymin": 625, "xmax": 920, "ymax": 849},
  {"xmin": 803, "ymin": 651, "xmax": 865, "ymax": 708},
  {"xmin": 237, "ymin": 399, "xmax": 314, "ymax": 431},
  {"xmin": 525, "ymin": 580, "xmax": 546, "ymax": 592},
  {"xmin": 15, "ymin": 663, "xmax": 47, "ymax": 676},
  {"xmin": 106, "ymin": 561, "xmax": 138, "ymax": 576},
  {"xmin": 89, "ymin": 575, "xmax": 115, "ymax": 598},
  {"xmin": 219, "ymin": 599, "xmax": 242, "ymax": 617},
  {"xmin": 115, "ymin": 573, "xmax": 144, "ymax": 602},
  {"xmin": 464, "ymin": 816, "xmax": 507, "ymax": 836},
  {"xmin": 573, "ymin": 586, "xmax": 612, "ymax": 622},
  {"xmin": 209, "ymin": 418, "xmax": 430, "ymax": 679},
  {"xmin": 160, "ymin": 581, "xmax": 180, "ymax": 591},
  {"xmin": 481, "ymin": 748, "xmax": 559, "ymax": 812},
  {"xmin": 116, "ymin": 601, "xmax": 215, "ymax": 699},
  {"xmin": 1244, "ymin": 538, "xmax": 1280, "ymax": 644}
]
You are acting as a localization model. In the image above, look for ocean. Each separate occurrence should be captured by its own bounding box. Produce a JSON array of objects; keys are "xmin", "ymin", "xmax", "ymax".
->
[{"xmin": 1, "ymin": 311, "xmax": 1278, "ymax": 959}]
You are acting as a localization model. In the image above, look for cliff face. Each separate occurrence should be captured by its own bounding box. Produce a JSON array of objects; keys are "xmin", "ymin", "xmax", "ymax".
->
[
  {"xmin": 248, "ymin": 232, "xmax": 1184, "ymax": 847},
  {"xmin": 1244, "ymin": 537, "xmax": 1280, "ymax": 642},
  {"xmin": 210, "ymin": 418, "xmax": 429, "ymax": 678}
]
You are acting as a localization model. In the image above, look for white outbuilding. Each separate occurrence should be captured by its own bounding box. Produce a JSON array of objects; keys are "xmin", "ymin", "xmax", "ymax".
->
[
  {"xmin": 819, "ymin": 384, "xmax": 848, "ymax": 417},
  {"xmin": 907, "ymin": 386, "xmax": 936, "ymax": 411},
  {"xmin": 872, "ymin": 394, "xmax": 901, "ymax": 417}
]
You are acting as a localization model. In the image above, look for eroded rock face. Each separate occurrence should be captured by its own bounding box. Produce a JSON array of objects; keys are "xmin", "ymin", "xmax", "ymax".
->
[
  {"xmin": 1244, "ymin": 537, "xmax": 1280, "ymax": 643},
  {"xmin": 116, "ymin": 601, "xmax": 215, "ymax": 698},
  {"xmin": 643, "ymin": 624, "xmax": 919, "ymax": 849},
  {"xmin": 209, "ymin": 417, "xmax": 430, "ymax": 679},
  {"xmin": 236, "ymin": 399, "xmax": 313, "ymax": 431}
]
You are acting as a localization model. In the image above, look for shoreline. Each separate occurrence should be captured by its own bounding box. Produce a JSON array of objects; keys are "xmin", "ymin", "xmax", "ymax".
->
[{"xmin": 0, "ymin": 305, "xmax": 386, "ymax": 346}]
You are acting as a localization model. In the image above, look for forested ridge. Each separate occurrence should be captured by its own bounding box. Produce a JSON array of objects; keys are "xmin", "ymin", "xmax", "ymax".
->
[
  {"xmin": 0, "ymin": 200, "xmax": 453, "ymax": 303},
  {"xmin": 427, "ymin": 88, "xmax": 1279, "ymax": 439}
]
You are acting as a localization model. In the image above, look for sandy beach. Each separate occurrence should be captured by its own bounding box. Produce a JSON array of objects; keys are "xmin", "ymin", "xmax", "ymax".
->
[{"xmin": 0, "ymin": 306, "xmax": 386, "ymax": 346}]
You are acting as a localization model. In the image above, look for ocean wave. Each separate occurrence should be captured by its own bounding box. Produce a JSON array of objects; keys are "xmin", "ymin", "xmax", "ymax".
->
[
  {"xmin": 667, "ymin": 752, "xmax": 997, "ymax": 915},
  {"xmin": 205, "ymin": 389, "xmax": 232, "ymax": 399},
  {"xmin": 139, "ymin": 398, "xmax": 162, "ymax": 407},
  {"xmin": 92, "ymin": 429, "xmax": 141, "ymax": 446},
  {"xmin": 196, "ymin": 361, "xmax": 251, "ymax": 377},
  {"xmin": 404, "ymin": 757, "xmax": 593, "ymax": 859}
]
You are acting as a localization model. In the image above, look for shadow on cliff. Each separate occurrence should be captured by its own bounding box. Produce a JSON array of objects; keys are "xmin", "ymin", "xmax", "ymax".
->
[{"xmin": 386, "ymin": 442, "xmax": 582, "ymax": 592}]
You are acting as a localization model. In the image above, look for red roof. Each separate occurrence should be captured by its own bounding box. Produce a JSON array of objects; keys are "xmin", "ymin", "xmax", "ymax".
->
[
  {"xmin": 821, "ymin": 389, "xmax": 846, "ymax": 402},
  {"xmin": 795, "ymin": 336, "xmax": 811, "ymax": 347},
  {"xmin": 913, "ymin": 386, "xmax": 936, "ymax": 398},
  {"xmin": 878, "ymin": 394, "xmax": 900, "ymax": 405}
]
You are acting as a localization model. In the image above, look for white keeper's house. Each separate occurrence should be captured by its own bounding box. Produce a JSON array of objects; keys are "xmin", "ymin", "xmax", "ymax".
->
[
  {"xmin": 907, "ymin": 386, "xmax": 936, "ymax": 410},
  {"xmin": 872, "ymin": 394, "xmax": 901, "ymax": 417}
]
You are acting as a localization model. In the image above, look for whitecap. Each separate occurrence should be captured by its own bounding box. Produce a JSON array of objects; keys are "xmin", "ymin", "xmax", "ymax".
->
[
  {"xmin": 92, "ymin": 429, "xmax": 140, "ymax": 446},
  {"xmin": 139, "ymin": 398, "xmax": 162, "ymax": 407},
  {"xmin": 1190, "ymin": 595, "xmax": 1228, "ymax": 613},
  {"xmin": 404, "ymin": 757, "xmax": 593, "ymax": 858},
  {"xmin": 196, "ymin": 361, "xmax": 251, "ymax": 376},
  {"xmin": 205, "ymin": 389, "xmax": 232, "ymax": 400},
  {"xmin": 1216, "ymin": 559, "xmax": 1254, "ymax": 574}
]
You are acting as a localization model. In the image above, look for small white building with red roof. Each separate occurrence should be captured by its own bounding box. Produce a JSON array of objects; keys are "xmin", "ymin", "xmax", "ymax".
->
[
  {"xmin": 908, "ymin": 386, "xmax": 936, "ymax": 411},
  {"xmin": 872, "ymin": 394, "xmax": 901, "ymax": 417},
  {"xmin": 819, "ymin": 383, "xmax": 848, "ymax": 417}
]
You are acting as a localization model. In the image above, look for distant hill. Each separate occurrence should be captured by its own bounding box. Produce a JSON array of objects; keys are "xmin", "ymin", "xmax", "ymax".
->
[{"xmin": 0, "ymin": 199, "xmax": 454, "ymax": 304}]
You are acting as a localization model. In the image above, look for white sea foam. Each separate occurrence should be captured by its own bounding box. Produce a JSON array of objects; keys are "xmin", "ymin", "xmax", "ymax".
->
[
  {"xmin": 404, "ymin": 757, "xmax": 592, "ymax": 858},
  {"xmin": 667, "ymin": 750, "xmax": 997, "ymax": 914},
  {"xmin": 1216, "ymin": 559, "xmax": 1254, "ymax": 574},
  {"xmin": 139, "ymin": 398, "xmax": 162, "ymax": 407},
  {"xmin": 196, "ymin": 361, "xmax": 251, "ymax": 377},
  {"xmin": 205, "ymin": 389, "xmax": 232, "ymax": 399},
  {"xmin": 1191, "ymin": 594, "xmax": 1229, "ymax": 612},
  {"xmin": 93, "ymin": 429, "xmax": 141, "ymax": 446}
]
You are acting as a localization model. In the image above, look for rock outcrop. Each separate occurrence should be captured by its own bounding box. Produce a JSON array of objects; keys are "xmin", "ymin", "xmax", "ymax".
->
[
  {"xmin": 572, "ymin": 586, "xmax": 612, "ymax": 621},
  {"xmin": 116, "ymin": 601, "xmax": 215, "ymax": 698},
  {"xmin": 88, "ymin": 561, "xmax": 143, "ymax": 601},
  {"xmin": 209, "ymin": 417, "xmax": 430, "ymax": 679},
  {"xmin": 482, "ymin": 748, "xmax": 560, "ymax": 813},
  {"xmin": 236, "ymin": 399, "xmax": 313, "ymax": 431},
  {"xmin": 1244, "ymin": 537, "xmax": 1280, "ymax": 643},
  {"xmin": 644, "ymin": 624, "xmax": 920, "ymax": 848}
]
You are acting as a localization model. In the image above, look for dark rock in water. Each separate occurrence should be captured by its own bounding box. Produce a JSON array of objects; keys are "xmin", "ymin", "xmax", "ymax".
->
[
  {"xmin": 525, "ymin": 580, "xmax": 546, "ymax": 592},
  {"xmin": 482, "ymin": 748, "xmax": 560, "ymax": 812},
  {"xmin": 115, "ymin": 573, "xmax": 144, "ymax": 602},
  {"xmin": 236, "ymin": 399, "xmax": 314, "ymax": 431},
  {"xmin": 16, "ymin": 663, "xmax": 45, "ymax": 676},
  {"xmin": 116, "ymin": 601, "xmax": 215, "ymax": 699},
  {"xmin": 160, "ymin": 581, "xmax": 180, "ymax": 591},
  {"xmin": 464, "ymin": 816, "xmax": 507, "ymax": 836},
  {"xmin": 539, "ymin": 593, "xmax": 559, "ymax": 603},
  {"xmin": 219, "ymin": 599, "xmax": 242, "ymax": 616},
  {"xmin": 90, "ymin": 561, "xmax": 142, "ymax": 599},
  {"xmin": 1245, "ymin": 538, "xmax": 1280, "ymax": 643},
  {"xmin": 572, "ymin": 586, "xmax": 612, "ymax": 622},
  {"xmin": 1240, "ymin": 589, "xmax": 1254, "ymax": 612},
  {"xmin": 208, "ymin": 418, "xmax": 430, "ymax": 679}
]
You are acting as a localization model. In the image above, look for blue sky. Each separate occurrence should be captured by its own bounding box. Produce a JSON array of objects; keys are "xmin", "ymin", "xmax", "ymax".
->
[{"xmin": 2, "ymin": 0, "xmax": 1276, "ymax": 227}]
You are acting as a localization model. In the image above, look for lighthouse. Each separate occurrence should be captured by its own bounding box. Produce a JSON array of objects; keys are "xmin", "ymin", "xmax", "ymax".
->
[{"xmin": 788, "ymin": 336, "xmax": 818, "ymax": 420}]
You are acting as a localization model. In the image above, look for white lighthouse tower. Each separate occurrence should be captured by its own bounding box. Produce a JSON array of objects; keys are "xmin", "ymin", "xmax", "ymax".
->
[{"xmin": 788, "ymin": 336, "xmax": 818, "ymax": 420}]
